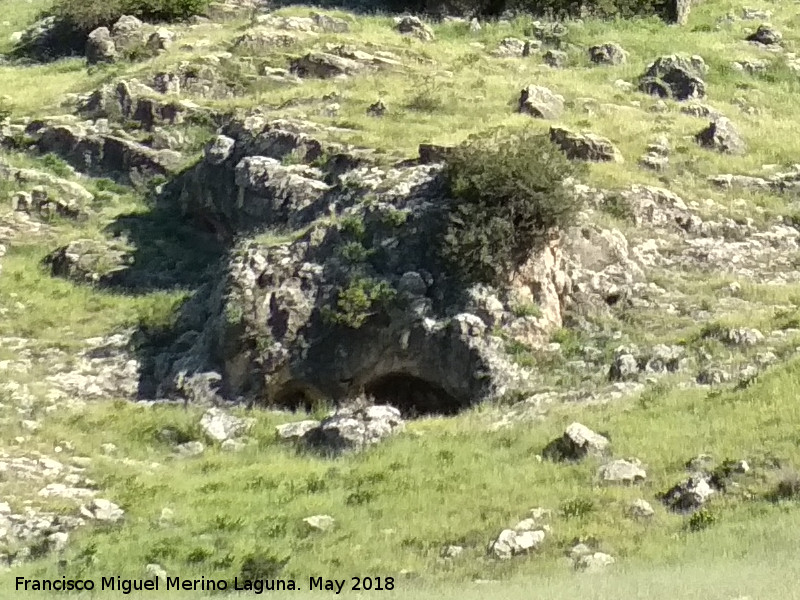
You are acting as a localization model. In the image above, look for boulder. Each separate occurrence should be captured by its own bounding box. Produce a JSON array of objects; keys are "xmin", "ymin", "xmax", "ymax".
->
[
  {"xmin": 747, "ymin": 24, "xmax": 782, "ymax": 45},
  {"xmin": 80, "ymin": 498, "xmax": 124, "ymax": 523},
  {"xmin": 289, "ymin": 52, "xmax": 365, "ymax": 78},
  {"xmin": 661, "ymin": 476, "xmax": 715, "ymax": 513},
  {"xmin": 543, "ymin": 422, "xmax": 610, "ymax": 461},
  {"xmin": 86, "ymin": 28, "xmax": 117, "ymax": 64},
  {"xmin": 110, "ymin": 15, "xmax": 146, "ymax": 51},
  {"xmin": 518, "ymin": 85, "xmax": 564, "ymax": 120},
  {"xmin": 304, "ymin": 404, "xmax": 404, "ymax": 454},
  {"xmin": 542, "ymin": 49, "xmax": 568, "ymax": 68},
  {"xmin": 303, "ymin": 514, "xmax": 335, "ymax": 531},
  {"xmin": 695, "ymin": 118, "xmax": 746, "ymax": 155},
  {"xmin": 44, "ymin": 239, "xmax": 133, "ymax": 284},
  {"xmin": 599, "ymin": 458, "xmax": 647, "ymax": 484},
  {"xmin": 638, "ymin": 54, "xmax": 707, "ymax": 101},
  {"xmin": 395, "ymin": 16, "xmax": 434, "ymax": 42},
  {"xmin": 588, "ymin": 43, "xmax": 627, "ymax": 65},
  {"xmin": 488, "ymin": 528, "xmax": 546, "ymax": 559},
  {"xmin": 575, "ymin": 552, "xmax": 615, "ymax": 572},
  {"xmin": 146, "ymin": 29, "xmax": 176, "ymax": 54},
  {"xmin": 204, "ymin": 135, "xmax": 236, "ymax": 165},
  {"xmin": 199, "ymin": 407, "xmax": 253, "ymax": 442},
  {"xmin": 311, "ymin": 12, "xmax": 350, "ymax": 33},
  {"xmin": 629, "ymin": 499, "xmax": 655, "ymax": 519},
  {"xmin": 232, "ymin": 28, "xmax": 300, "ymax": 53},
  {"xmin": 549, "ymin": 126, "xmax": 623, "ymax": 162},
  {"xmin": 276, "ymin": 420, "xmax": 321, "ymax": 441}
]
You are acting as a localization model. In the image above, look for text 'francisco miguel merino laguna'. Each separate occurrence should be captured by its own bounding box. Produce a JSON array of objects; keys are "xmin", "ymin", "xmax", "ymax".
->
[{"xmin": 16, "ymin": 575, "xmax": 396, "ymax": 594}]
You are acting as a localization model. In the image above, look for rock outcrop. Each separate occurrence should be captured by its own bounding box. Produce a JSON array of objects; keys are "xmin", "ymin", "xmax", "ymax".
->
[{"xmin": 638, "ymin": 54, "xmax": 707, "ymax": 101}]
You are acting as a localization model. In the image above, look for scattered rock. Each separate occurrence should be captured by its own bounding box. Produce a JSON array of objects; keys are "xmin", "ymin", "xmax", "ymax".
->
[
  {"xmin": 175, "ymin": 441, "xmax": 205, "ymax": 457},
  {"xmin": 518, "ymin": 85, "xmax": 564, "ymax": 119},
  {"xmin": 543, "ymin": 422, "xmax": 610, "ymax": 461},
  {"xmin": 575, "ymin": 552, "xmax": 616, "ymax": 572},
  {"xmin": 145, "ymin": 564, "xmax": 167, "ymax": 583},
  {"xmin": 395, "ymin": 16, "xmax": 434, "ymax": 42},
  {"xmin": 661, "ymin": 476, "xmax": 715, "ymax": 513},
  {"xmin": 549, "ymin": 126, "xmax": 623, "ymax": 162},
  {"xmin": 599, "ymin": 458, "xmax": 647, "ymax": 484},
  {"xmin": 304, "ymin": 404, "xmax": 404, "ymax": 454},
  {"xmin": 199, "ymin": 407, "xmax": 253, "ymax": 442},
  {"xmin": 80, "ymin": 498, "xmax": 124, "ymax": 523},
  {"xmin": 588, "ymin": 43, "xmax": 627, "ymax": 65},
  {"xmin": 639, "ymin": 54, "xmax": 707, "ymax": 100},
  {"xmin": 289, "ymin": 52, "xmax": 365, "ymax": 78},
  {"xmin": 747, "ymin": 24, "xmax": 782, "ymax": 45},
  {"xmin": 441, "ymin": 544, "xmax": 464, "ymax": 559},
  {"xmin": 488, "ymin": 528, "xmax": 546, "ymax": 559},
  {"xmin": 695, "ymin": 118, "xmax": 746, "ymax": 155},
  {"xmin": 86, "ymin": 28, "xmax": 117, "ymax": 64},
  {"xmin": 276, "ymin": 420, "xmax": 321, "ymax": 441},
  {"xmin": 303, "ymin": 514, "xmax": 335, "ymax": 531},
  {"xmin": 629, "ymin": 499, "xmax": 655, "ymax": 518},
  {"xmin": 543, "ymin": 49, "xmax": 568, "ymax": 68}
]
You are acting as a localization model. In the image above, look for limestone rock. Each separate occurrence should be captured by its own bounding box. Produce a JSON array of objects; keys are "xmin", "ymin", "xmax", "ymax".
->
[
  {"xmin": 204, "ymin": 135, "xmax": 236, "ymax": 165},
  {"xmin": 639, "ymin": 54, "xmax": 707, "ymax": 100},
  {"xmin": 629, "ymin": 499, "xmax": 655, "ymax": 518},
  {"xmin": 305, "ymin": 404, "xmax": 404, "ymax": 454},
  {"xmin": 575, "ymin": 552, "xmax": 615, "ymax": 572},
  {"xmin": 488, "ymin": 528, "xmax": 546, "ymax": 559},
  {"xmin": 518, "ymin": 85, "xmax": 564, "ymax": 120},
  {"xmin": 395, "ymin": 16, "xmax": 434, "ymax": 42},
  {"xmin": 747, "ymin": 24, "xmax": 782, "ymax": 45},
  {"xmin": 44, "ymin": 239, "xmax": 133, "ymax": 284},
  {"xmin": 695, "ymin": 118, "xmax": 746, "ymax": 155},
  {"xmin": 276, "ymin": 420, "xmax": 321, "ymax": 441},
  {"xmin": 290, "ymin": 52, "xmax": 365, "ymax": 78},
  {"xmin": 86, "ymin": 28, "xmax": 117, "ymax": 64},
  {"xmin": 146, "ymin": 29, "xmax": 176, "ymax": 54},
  {"xmin": 303, "ymin": 514, "xmax": 335, "ymax": 531},
  {"xmin": 549, "ymin": 126, "xmax": 623, "ymax": 162},
  {"xmin": 588, "ymin": 43, "xmax": 627, "ymax": 65},
  {"xmin": 311, "ymin": 13, "xmax": 350, "ymax": 33},
  {"xmin": 599, "ymin": 459, "xmax": 647, "ymax": 484},
  {"xmin": 543, "ymin": 49, "xmax": 568, "ymax": 68},
  {"xmin": 80, "ymin": 498, "xmax": 124, "ymax": 523},
  {"xmin": 661, "ymin": 476, "xmax": 715, "ymax": 513},
  {"xmin": 543, "ymin": 422, "xmax": 610, "ymax": 461},
  {"xmin": 199, "ymin": 407, "xmax": 254, "ymax": 442}
]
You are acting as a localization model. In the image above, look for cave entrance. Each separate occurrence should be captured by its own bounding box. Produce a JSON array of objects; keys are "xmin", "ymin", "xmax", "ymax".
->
[{"xmin": 363, "ymin": 373, "xmax": 463, "ymax": 418}]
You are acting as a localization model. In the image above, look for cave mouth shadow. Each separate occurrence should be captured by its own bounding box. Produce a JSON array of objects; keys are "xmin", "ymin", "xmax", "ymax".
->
[{"xmin": 363, "ymin": 372, "xmax": 464, "ymax": 418}]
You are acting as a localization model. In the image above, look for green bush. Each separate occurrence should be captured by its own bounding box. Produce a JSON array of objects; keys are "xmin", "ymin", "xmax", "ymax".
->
[
  {"xmin": 440, "ymin": 128, "xmax": 584, "ymax": 286},
  {"xmin": 52, "ymin": 0, "xmax": 210, "ymax": 32}
]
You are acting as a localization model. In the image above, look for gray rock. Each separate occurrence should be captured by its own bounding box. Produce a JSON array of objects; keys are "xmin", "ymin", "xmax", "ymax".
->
[
  {"xmin": 303, "ymin": 514, "xmax": 335, "ymax": 531},
  {"xmin": 86, "ymin": 28, "xmax": 117, "ymax": 64},
  {"xmin": 575, "ymin": 552, "xmax": 615, "ymax": 572},
  {"xmin": 221, "ymin": 439, "xmax": 246, "ymax": 452},
  {"xmin": 110, "ymin": 15, "xmax": 145, "ymax": 51},
  {"xmin": 550, "ymin": 126, "xmax": 623, "ymax": 162},
  {"xmin": 588, "ymin": 43, "xmax": 627, "ymax": 65},
  {"xmin": 639, "ymin": 54, "xmax": 707, "ymax": 101},
  {"xmin": 81, "ymin": 498, "xmax": 124, "ymax": 523},
  {"xmin": 276, "ymin": 420, "xmax": 321, "ymax": 441},
  {"xmin": 518, "ymin": 85, "xmax": 564, "ymax": 120},
  {"xmin": 488, "ymin": 528, "xmax": 546, "ymax": 559},
  {"xmin": 175, "ymin": 441, "xmax": 205, "ymax": 457},
  {"xmin": 145, "ymin": 563, "xmax": 167, "ymax": 583},
  {"xmin": 44, "ymin": 239, "xmax": 133, "ymax": 285},
  {"xmin": 290, "ymin": 52, "xmax": 365, "ymax": 78},
  {"xmin": 311, "ymin": 12, "xmax": 350, "ymax": 33},
  {"xmin": 205, "ymin": 135, "xmax": 236, "ymax": 165},
  {"xmin": 395, "ymin": 16, "xmax": 434, "ymax": 42},
  {"xmin": 723, "ymin": 327, "xmax": 764, "ymax": 346},
  {"xmin": 609, "ymin": 352, "xmax": 639, "ymax": 381},
  {"xmin": 696, "ymin": 118, "xmax": 746, "ymax": 155},
  {"xmin": 441, "ymin": 544, "xmax": 464, "ymax": 558},
  {"xmin": 544, "ymin": 422, "xmax": 610, "ymax": 461},
  {"xmin": 305, "ymin": 404, "xmax": 404, "ymax": 454},
  {"xmin": 199, "ymin": 407, "xmax": 253, "ymax": 442},
  {"xmin": 146, "ymin": 29, "xmax": 176, "ymax": 54},
  {"xmin": 661, "ymin": 476, "xmax": 715, "ymax": 513},
  {"xmin": 747, "ymin": 24, "xmax": 782, "ymax": 45},
  {"xmin": 629, "ymin": 499, "xmax": 655, "ymax": 518},
  {"xmin": 599, "ymin": 458, "xmax": 647, "ymax": 484},
  {"xmin": 543, "ymin": 49, "xmax": 568, "ymax": 68}
]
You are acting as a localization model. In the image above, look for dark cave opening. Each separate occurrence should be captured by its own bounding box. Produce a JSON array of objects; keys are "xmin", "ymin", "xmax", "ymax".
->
[{"xmin": 363, "ymin": 373, "xmax": 463, "ymax": 418}]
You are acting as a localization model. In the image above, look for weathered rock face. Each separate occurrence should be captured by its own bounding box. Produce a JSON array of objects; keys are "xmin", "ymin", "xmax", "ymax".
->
[
  {"xmin": 588, "ymin": 43, "xmax": 627, "ymax": 65},
  {"xmin": 289, "ymin": 52, "xmax": 365, "ymax": 78},
  {"xmin": 518, "ymin": 85, "xmax": 564, "ymax": 120},
  {"xmin": 638, "ymin": 54, "xmax": 707, "ymax": 101},
  {"xmin": 86, "ymin": 28, "xmax": 117, "ymax": 65},
  {"xmin": 153, "ymin": 116, "xmax": 576, "ymax": 413},
  {"xmin": 549, "ymin": 126, "xmax": 623, "ymax": 163}
]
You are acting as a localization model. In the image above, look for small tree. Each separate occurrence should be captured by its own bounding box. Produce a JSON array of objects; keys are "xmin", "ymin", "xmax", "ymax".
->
[{"xmin": 440, "ymin": 127, "xmax": 585, "ymax": 287}]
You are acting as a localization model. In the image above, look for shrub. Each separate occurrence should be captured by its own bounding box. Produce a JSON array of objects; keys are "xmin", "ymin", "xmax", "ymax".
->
[
  {"xmin": 688, "ymin": 508, "xmax": 716, "ymax": 532},
  {"xmin": 321, "ymin": 277, "xmax": 397, "ymax": 329},
  {"xmin": 52, "ymin": 0, "xmax": 210, "ymax": 33},
  {"xmin": 440, "ymin": 128, "xmax": 584, "ymax": 286}
]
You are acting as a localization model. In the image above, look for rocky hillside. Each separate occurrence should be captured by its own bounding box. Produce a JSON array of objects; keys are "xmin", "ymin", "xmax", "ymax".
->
[{"xmin": 3, "ymin": 0, "xmax": 800, "ymax": 596}]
